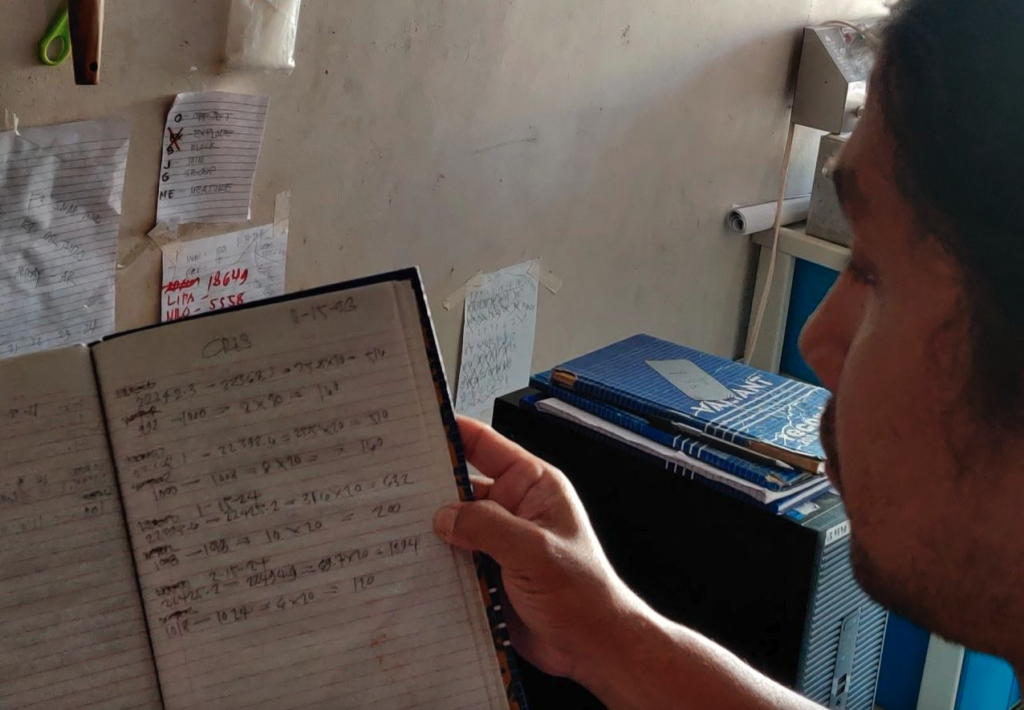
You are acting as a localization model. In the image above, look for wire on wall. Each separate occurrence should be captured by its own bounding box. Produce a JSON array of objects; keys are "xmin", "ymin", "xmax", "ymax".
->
[{"xmin": 743, "ymin": 120, "xmax": 797, "ymax": 365}]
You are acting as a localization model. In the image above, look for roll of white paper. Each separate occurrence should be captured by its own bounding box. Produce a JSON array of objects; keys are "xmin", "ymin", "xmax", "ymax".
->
[{"xmin": 727, "ymin": 195, "xmax": 811, "ymax": 234}]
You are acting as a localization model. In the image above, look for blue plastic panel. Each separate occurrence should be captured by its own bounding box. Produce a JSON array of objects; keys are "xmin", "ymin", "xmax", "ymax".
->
[
  {"xmin": 956, "ymin": 651, "xmax": 1018, "ymax": 710},
  {"xmin": 779, "ymin": 259, "xmax": 839, "ymax": 384}
]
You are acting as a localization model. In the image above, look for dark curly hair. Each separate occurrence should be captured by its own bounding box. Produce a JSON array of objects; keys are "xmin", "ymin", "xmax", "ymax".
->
[{"xmin": 876, "ymin": 0, "xmax": 1024, "ymax": 424}]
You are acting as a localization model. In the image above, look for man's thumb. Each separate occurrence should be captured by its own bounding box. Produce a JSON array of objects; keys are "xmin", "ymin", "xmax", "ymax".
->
[{"xmin": 434, "ymin": 500, "xmax": 542, "ymax": 568}]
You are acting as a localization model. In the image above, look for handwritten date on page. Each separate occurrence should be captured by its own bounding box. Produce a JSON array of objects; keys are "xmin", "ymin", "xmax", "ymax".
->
[
  {"xmin": 93, "ymin": 281, "xmax": 509, "ymax": 710},
  {"xmin": 157, "ymin": 92, "xmax": 269, "ymax": 226},
  {"xmin": 161, "ymin": 224, "xmax": 287, "ymax": 322},
  {"xmin": 455, "ymin": 261, "xmax": 539, "ymax": 424},
  {"xmin": 0, "ymin": 347, "xmax": 162, "ymax": 710},
  {"xmin": 0, "ymin": 119, "xmax": 129, "ymax": 360}
]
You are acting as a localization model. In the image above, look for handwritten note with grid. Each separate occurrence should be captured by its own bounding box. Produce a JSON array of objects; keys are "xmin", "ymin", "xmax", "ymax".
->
[
  {"xmin": 156, "ymin": 92, "xmax": 269, "ymax": 226},
  {"xmin": 456, "ymin": 261, "xmax": 539, "ymax": 423},
  {"xmin": 0, "ymin": 347, "xmax": 162, "ymax": 710},
  {"xmin": 161, "ymin": 224, "xmax": 288, "ymax": 322},
  {"xmin": 0, "ymin": 119, "xmax": 129, "ymax": 360},
  {"xmin": 93, "ymin": 281, "xmax": 509, "ymax": 710}
]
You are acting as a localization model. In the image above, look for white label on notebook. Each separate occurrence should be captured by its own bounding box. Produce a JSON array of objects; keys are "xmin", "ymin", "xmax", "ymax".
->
[{"xmin": 646, "ymin": 359, "xmax": 734, "ymax": 402}]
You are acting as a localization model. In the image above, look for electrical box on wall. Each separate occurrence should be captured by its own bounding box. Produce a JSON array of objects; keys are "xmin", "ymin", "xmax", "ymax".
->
[
  {"xmin": 807, "ymin": 133, "xmax": 855, "ymax": 247},
  {"xmin": 792, "ymin": 23, "xmax": 878, "ymax": 134}
]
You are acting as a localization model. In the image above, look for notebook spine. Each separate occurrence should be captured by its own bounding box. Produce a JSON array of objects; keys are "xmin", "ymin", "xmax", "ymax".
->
[
  {"xmin": 412, "ymin": 273, "xmax": 529, "ymax": 710},
  {"xmin": 563, "ymin": 371, "xmax": 760, "ymax": 450},
  {"xmin": 542, "ymin": 380, "xmax": 794, "ymax": 492},
  {"xmin": 524, "ymin": 396, "xmax": 789, "ymax": 514},
  {"xmin": 564, "ymin": 373, "xmax": 660, "ymax": 421},
  {"xmin": 771, "ymin": 481, "xmax": 831, "ymax": 515},
  {"xmin": 565, "ymin": 373, "xmax": 745, "ymax": 444},
  {"xmin": 544, "ymin": 386, "xmax": 679, "ymax": 449},
  {"xmin": 675, "ymin": 437, "xmax": 789, "ymax": 491},
  {"xmin": 663, "ymin": 458, "xmax": 787, "ymax": 513}
]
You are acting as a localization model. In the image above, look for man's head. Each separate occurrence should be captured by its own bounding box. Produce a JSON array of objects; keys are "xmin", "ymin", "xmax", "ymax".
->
[{"xmin": 799, "ymin": 0, "xmax": 1024, "ymax": 660}]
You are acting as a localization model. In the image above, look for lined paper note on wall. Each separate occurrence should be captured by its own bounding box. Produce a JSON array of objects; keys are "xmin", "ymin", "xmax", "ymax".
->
[
  {"xmin": 0, "ymin": 119, "xmax": 129, "ymax": 360},
  {"xmin": 455, "ymin": 261, "xmax": 539, "ymax": 423},
  {"xmin": 161, "ymin": 224, "xmax": 288, "ymax": 322},
  {"xmin": 156, "ymin": 92, "xmax": 270, "ymax": 226}
]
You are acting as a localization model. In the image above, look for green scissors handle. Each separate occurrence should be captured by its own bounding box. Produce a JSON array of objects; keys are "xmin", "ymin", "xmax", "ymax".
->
[{"xmin": 38, "ymin": 4, "xmax": 71, "ymax": 67}]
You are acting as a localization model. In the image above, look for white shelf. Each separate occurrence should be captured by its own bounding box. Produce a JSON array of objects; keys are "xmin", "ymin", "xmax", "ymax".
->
[
  {"xmin": 744, "ymin": 223, "xmax": 851, "ymax": 373},
  {"xmin": 751, "ymin": 223, "xmax": 850, "ymax": 273}
]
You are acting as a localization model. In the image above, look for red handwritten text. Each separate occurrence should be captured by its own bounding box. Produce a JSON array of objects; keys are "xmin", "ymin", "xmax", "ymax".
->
[
  {"xmin": 164, "ymin": 277, "xmax": 201, "ymax": 294},
  {"xmin": 207, "ymin": 268, "xmax": 249, "ymax": 293}
]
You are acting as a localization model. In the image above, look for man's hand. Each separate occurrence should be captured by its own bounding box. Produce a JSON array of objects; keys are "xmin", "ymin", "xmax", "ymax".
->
[
  {"xmin": 433, "ymin": 417, "xmax": 822, "ymax": 710},
  {"xmin": 432, "ymin": 416, "xmax": 636, "ymax": 681}
]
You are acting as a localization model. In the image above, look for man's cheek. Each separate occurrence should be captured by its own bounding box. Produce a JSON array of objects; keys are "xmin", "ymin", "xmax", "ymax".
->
[{"xmin": 833, "ymin": 362, "xmax": 889, "ymax": 501}]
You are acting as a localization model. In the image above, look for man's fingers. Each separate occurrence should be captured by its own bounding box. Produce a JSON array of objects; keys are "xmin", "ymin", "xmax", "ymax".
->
[
  {"xmin": 433, "ymin": 500, "xmax": 545, "ymax": 569},
  {"xmin": 458, "ymin": 417, "xmax": 541, "ymax": 480},
  {"xmin": 458, "ymin": 417, "xmax": 551, "ymax": 514},
  {"xmin": 469, "ymin": 473, "xmax": 493, "ymax": 500}
]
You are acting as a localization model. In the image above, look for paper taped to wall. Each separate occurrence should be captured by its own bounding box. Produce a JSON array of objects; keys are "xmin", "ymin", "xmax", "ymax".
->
[
  {"xmin": 0, "ymin": 118, "xmax": 129, "ymax": 359},
  {"xmin": 160, "ymin": 223, "xmax": 287, "ymax": 322},
  {"xmin": 727, "ymin": 195, "xmax": 810, "ymax": 234},
  {"xmin": 156, "ymin": 92, "xmax": 270, "ymax": 226},
  {"xmin": 455, "ymin": 260, "xmax": 539, "ymax": 423}
]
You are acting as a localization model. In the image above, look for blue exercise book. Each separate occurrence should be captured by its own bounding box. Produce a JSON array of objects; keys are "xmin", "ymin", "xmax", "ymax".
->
[
  {"xmin": 549, "ymin": 334, "xmax": 829, "ymax": 473},
  {"xmin": 520, "ymin": 389, "xmax": 833, "ymax": 515},
  {"xmin": 531, "ymin": 371, "xmax": 816, "ymax": 492}
]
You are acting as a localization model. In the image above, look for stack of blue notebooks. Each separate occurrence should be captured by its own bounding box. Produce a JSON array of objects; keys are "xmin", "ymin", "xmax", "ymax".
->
[{"xmin": 526, "ymin": 334, "xmax": 834, "ymax": 516}]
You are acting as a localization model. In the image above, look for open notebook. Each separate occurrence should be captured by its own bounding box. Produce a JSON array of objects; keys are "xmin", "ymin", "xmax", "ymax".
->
[{"xmin": 0, "ymin": 270, "xmax": 524, "ymax": 710}]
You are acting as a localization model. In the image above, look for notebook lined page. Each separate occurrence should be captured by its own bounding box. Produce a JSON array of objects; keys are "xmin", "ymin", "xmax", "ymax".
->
[
  {"xmin": 93, "ymin": 280, "xmax": 508, "ymax": 710},
  {"xmin": 0, "ymin": 346, "xmax": 162, "ymax": 710}
]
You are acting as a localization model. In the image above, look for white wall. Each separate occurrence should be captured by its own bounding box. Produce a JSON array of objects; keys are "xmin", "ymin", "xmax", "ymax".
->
[{"xmin": 0, "ymin": 0, "xmax": 884, "ymax": 374}]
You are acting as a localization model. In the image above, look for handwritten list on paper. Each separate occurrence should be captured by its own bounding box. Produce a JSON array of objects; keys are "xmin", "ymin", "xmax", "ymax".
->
[
  {"xmin": 157, "ymin": 92, "xmax": 269, "ymax": 226},
  {"xmin": 0, "ymin": 119, "xmax": 129, "ymax": 360},
  {"xmin": 93, "ymin": 282, "xmax": 509, "ymax": 709},
  {"xmin": 161, "ymin": 224, "xmax": 287, "ymax": 322},
  {"xmin": 456, "ymin": 261, "xmax": 539, "ymax": 423}
]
